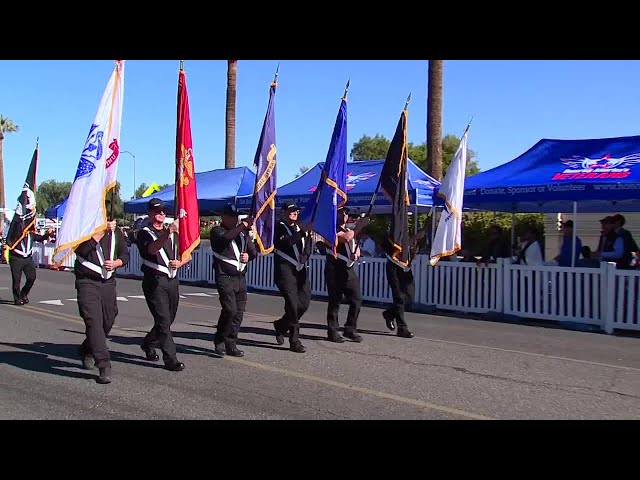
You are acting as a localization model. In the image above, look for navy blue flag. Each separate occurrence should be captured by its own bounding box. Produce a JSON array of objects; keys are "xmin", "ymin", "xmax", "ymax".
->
[
  {"xmin": 300, "ymin": 96, "xmax": 348, "ymax": 257},
  {"xmin": 7, "ymin": 142, "xmax": 39, "ymax": 250},
  {"xmin": 380, "ymin": 107, "xmax": 410, "ymax": 266},
  {"xmin": 250, "ymin": 78, "xmax": 277, "ymax": 254}
]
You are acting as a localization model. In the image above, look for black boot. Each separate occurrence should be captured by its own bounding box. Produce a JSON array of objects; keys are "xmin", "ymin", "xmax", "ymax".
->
[{"xmin": 97, "ymin": 366, "xmax": 112, "ymax": 384}]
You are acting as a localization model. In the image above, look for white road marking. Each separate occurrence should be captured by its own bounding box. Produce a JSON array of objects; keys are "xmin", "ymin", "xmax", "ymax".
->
[{"xmin": 39, "ymin": 300, "xmax": 64, "ymax": 306}]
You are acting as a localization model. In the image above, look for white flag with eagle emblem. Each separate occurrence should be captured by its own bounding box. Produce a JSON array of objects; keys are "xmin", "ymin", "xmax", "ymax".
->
[{"xmin": 53, "ymin": 60, "xmax": 125, "ymax": 266}]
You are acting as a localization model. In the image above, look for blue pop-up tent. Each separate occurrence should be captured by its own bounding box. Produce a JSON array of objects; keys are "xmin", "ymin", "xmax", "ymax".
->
[
  {"xmin": 236, "ymin": 159, "xmax": 440, "ymax": 214},
  {"xmin": 45, "ymin": 198, "xmax": 67, "ymax": 219},
  {"xmin": 124, "ymin": 166, "xmax": 256, "ymax": 215},
  {"xmin": 463, "ymin": 135, "xmax": 640, "ymax": 213}
]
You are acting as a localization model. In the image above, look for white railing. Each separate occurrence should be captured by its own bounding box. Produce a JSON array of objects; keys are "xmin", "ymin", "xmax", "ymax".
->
[
  {"xmin": 503, "ymin": 262, "xmax": 607, "ymax": 326},
  {"xmin": 605, "ymin": 267, "xmax": 640, "ymax": 333},
  {"xmin": 28, "ymin": 242, "xmax": 640, "ymax": 334}
]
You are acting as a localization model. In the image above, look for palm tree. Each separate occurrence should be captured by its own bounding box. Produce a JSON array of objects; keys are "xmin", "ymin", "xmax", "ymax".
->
[
  {"xmin": 225, "ymin": 60, "xmax": 237, "ymax": 169},
  {"xmin": 427, "ymin": 60, "xmax": 443, "ymax": 181},
  {"xmin": 0, "ymin": 115, "xmax": 19, "ymax": 237}
]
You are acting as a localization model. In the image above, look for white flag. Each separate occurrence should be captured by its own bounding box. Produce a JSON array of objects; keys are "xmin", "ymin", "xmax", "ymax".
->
[
  {"xmin": 430, "ymin": 130, "xmax": 468, "ymax": 266},
  {"xmin": 53, "ymin": 61, "xmax": 125, "ymax": 265}
]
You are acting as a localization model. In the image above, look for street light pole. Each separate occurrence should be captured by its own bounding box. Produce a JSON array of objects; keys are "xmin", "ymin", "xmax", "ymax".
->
[{"xmin": 121, "ymin": 150, "xmax": 136, "ymax": 199}]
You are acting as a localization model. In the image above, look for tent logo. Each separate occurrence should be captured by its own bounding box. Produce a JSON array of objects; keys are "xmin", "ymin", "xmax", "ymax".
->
[
  {"xmin": 552, "ymin": 153, "xmax": 640, "ymax": 180},
  {"xmin": 308, "ymin": 171, "xmax": 377, "ymax": 192}
]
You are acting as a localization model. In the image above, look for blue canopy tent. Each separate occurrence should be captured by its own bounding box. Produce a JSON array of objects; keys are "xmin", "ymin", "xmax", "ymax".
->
[
  {"xmin": 236, "ymin": 159, "xmax": 440, "ymax": 214},
  {"xmin": 124, "ymin": 166, "xmax": 256, "ymax": 215},
  {"xmin": 463, "ymin": 135, "xmax": 640, "ymax": 213},
  {"xmin": 45, "ymin": 198, "xmax": 67, "ymax": 219}
]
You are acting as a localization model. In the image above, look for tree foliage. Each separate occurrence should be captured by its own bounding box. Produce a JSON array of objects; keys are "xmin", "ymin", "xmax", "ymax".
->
[
  {"xmin": 35, "ymin": 179, "xmax": 72, "ymax": 214},
  {"xmin": 350, "ymin": 133, "xmax": 480, "ymax": 177}
]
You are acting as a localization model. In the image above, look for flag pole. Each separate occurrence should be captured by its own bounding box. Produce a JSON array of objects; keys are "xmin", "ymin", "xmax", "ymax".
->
[
  {"xmin": 367, "ymin": 93, "xmax": 411, "ymax": 217},
  {"xmin": 308, "ymin": 79, "xmax": 350, "ymax": 228},
  {"xmin": 173, "ymin": 59, "xmax": 185, "ymax": 261}
]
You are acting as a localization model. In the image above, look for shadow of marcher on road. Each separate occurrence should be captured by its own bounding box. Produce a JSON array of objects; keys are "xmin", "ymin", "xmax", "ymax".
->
[{"xmin": 0, "ymin": 342, "xmax": 96, "ymax": 381}]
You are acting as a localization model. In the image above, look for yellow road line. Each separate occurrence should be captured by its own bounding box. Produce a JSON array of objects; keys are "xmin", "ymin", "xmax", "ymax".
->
[{"xmin": 17, "ymin": 303, "xmax": 491, "ymax": 420}]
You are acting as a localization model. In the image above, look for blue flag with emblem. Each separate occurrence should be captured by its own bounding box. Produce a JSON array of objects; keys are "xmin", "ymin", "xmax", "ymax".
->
[
  {"xmin": 300, "ymin": 87, "xmax": 348, "ymax": 257},
  {"xmin": 250, "ymin": 70, "xmax": 278, "ymax": 254}
]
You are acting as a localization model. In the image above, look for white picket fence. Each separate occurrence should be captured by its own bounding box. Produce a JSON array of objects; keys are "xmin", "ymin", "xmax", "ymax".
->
[{"xmin": 29, "ymin": 242, "xmax": 638, "ymax": 334}]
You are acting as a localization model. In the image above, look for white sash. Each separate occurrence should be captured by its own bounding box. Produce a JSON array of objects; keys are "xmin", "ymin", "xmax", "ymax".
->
[
  {"xmin": 275, "ymin": 222, "xmax": 306, "ymax": 271},
  {"xmin": 336, "ymin": 235, "xmax": 356, "ymax": 268},
  {"xmin": 77, "ymin": 232, "xmax": 117, "ymax": 279},
  {"xmin": 142, "ymin": 227, "xmax": 177, "ymax": 278},
  {"xmin": 213, "ymin": 234, "xmax": 246, "ymax": 272},
  {"xmin": 13, "ymin": 235, "xmax": 32, "ymax": 257}
]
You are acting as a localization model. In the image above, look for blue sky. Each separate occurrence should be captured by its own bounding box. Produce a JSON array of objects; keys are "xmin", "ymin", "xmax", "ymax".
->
[{"xmin": 2, "ymin": 60, "xmax": 640, "ymax": 206}]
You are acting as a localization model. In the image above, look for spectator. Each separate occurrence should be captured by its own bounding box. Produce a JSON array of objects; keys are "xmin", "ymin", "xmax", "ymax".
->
[
  {"xmin": 516, "ymin": 227, "xmax": 544, "ymax": 266},
  {"xmin": 479, "ymin": 225, "xmax": 511, "ymax": 264},
  {"xmin": 554, "ymin": 220, "xmax": 581, "ymax": 267},
  {"xmin": 358, "ymin": 228, "xmax": 376, "ymax": 257}
]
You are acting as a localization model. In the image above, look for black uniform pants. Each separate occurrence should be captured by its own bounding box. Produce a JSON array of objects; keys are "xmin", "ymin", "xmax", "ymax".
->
[
  {"xmin": 141, "ymin": 274, "xmax": 179, "ymax": 363},
  {"xmin": 215, "ymin": 274, "xmax": 247, "ymax": 348},
  {"xmin": 274, "ymin": 261, "xmax": 311, "ymax": 345},
  {"xmin": 384, "ymin": 261, "xmax": 415, "ymax": 330},
  {"xmin": 76, "ymin": 278, "xmax": 118, "ymax": 369},
  {"xmin": 9, "ymin": 256, "xmax": 36, "ymax": 302},
  {"xmin": 325, "ymin": 261, "xmax": 362, "ymax": 336}
]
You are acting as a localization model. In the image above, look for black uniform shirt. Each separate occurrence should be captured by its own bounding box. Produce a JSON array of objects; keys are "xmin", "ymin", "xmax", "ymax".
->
[
  {"xmin": 274, "ymin": 220, "xmax": 312, "ymax": 267},
  {"xmin": 210, "ymin": 225, "xmax": 257, "ymax": 277},
  {"xmin": 9, "ymin": 231, "xmax": 51, "ymax": 259},
  {"xmin": 326, "ymin": 225, "xmax": 357, "ymax": 269},
  {"xmin": 75, "ymin": 227, "xmax": 129, "ymax": 281},
  {"xmin": 136, "ymin": 226, "xmax": 177, "ymax": 277}
]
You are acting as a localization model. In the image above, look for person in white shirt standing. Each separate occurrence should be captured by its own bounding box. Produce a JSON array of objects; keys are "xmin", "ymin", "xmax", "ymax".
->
[{"xmin": 516, "ymin": 227, "xmax": 544, "ymax": 266}]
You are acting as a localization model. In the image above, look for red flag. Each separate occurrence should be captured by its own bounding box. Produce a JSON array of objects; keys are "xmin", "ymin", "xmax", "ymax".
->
[{"xmin": 175, "ymin": 65, "xmax": 200, "ymax": 261}]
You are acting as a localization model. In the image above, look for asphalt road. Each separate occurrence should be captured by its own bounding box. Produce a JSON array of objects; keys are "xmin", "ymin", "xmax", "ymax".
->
[{"xmin": 1, "ymin": 265, "xmax": 639, "ymax": 420}]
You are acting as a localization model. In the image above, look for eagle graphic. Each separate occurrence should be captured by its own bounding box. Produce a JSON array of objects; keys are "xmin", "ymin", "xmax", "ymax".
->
[{"xmin": 560, "ymin": 152, "xmax": 640, "ymax": 170}]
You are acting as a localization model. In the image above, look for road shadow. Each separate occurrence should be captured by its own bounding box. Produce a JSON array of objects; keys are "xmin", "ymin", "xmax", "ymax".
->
[
  {"xmin": 108, "ymin": 332, "xmax": 225, "ymax": 361},
  {"xmin": 171, "ymin": 329, "xmax": 288, "ymax": 353},
  {"xmin": 0, "ymin": 299, "xmax": 20, "ymax": 305},
  {"xmin": 298, "ymin": 322, "xmax": 392, "ymax": 337},
  {"xmin": 240, "ymin": 325, "xmax": 327, "ymax": 342},
  {"xmin": 0, "ymin": 342, "xmax": 96, "ymax": 381}
]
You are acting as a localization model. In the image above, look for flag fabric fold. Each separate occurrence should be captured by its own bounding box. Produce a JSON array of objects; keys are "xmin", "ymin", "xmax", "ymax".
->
[
  {"xmin": 300, "ymin": 96, "xmax": 348, "ymax": 257},
  {"xmin": 6, "ymin": 143, "xmax": 39, "ymax": 250},
  {"xmin": 53, "ymin": 60, "xmax": 125, "ymax": 266},
  {"xmin": 250, "ymin": 79, "xmax": 278, "ymax": 254},
  {"xmin": 429, "ymin": 130, "xmax": 468, "ymax": 266},
  {"xmin": 175, "ymin": 67, "xmax": 200, "ymax": 262},
  {"xmin": 380, "ymin": 107, "xmax": 410, "ymax": 266}
]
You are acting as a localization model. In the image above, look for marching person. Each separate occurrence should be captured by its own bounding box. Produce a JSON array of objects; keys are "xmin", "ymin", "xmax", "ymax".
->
[
  {"xmin": 381, "ymin": 228, "xmax": 426, "ymax": 339},
  {"xmin": 8, "ymin": 226, "xmax": 53, "ymax": 306},
  {"xmin": 210, "ymin": 204, "xmax": 257, "ymax": 357},
  {"xmin": 136, "ymin": 198, "xmax": 191, "ymax": 372},
  {"xmin": 74, "ymin": 220, "xmax": 129, "ymax": 384},
  {"xmin": 325, "ymin": 207, "xmax": 370, "ymax": 343},
  {"xmin": 273, "ymin": 203, "xmax": 313, "ymax": 353}
]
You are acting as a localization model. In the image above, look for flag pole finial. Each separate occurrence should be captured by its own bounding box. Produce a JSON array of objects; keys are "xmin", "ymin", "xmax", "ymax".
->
[
  {"xmin": 463, "ymin": 115, "xmax": 474, "ymax": 136},
  {"xmin": 343, "ymin": 79, "xmax": 350, "ymax": 100},
  {"xmin": 404, "ymin": 93, "xmax": 412, "ymax": 110},
  {"xmin": 180, "ymin": 60, "xmax": 184, "ymax": 71},
  {"xmin": 272, "ymin": 63, "xmax": 280, "ymax": 86}
]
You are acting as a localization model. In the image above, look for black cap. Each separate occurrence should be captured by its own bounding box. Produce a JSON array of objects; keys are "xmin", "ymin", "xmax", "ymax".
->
[
  {"xmin": 338, "ymin": 206, "xmax": 350, "ymax": 215},
  {"xmin": 562, "ymin": 220, "xmax": 574, "ymax": 228},
  {"xmin": 282, "ymin": 203, "xmax": 300, "ymax": 212},
  {"xmin": 147, "ymin": 198, "xmax": 165, "ymax": 211},
  {"xmin": 221, "ymin": 204, "xmax": 240, "ymax": 216}
]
